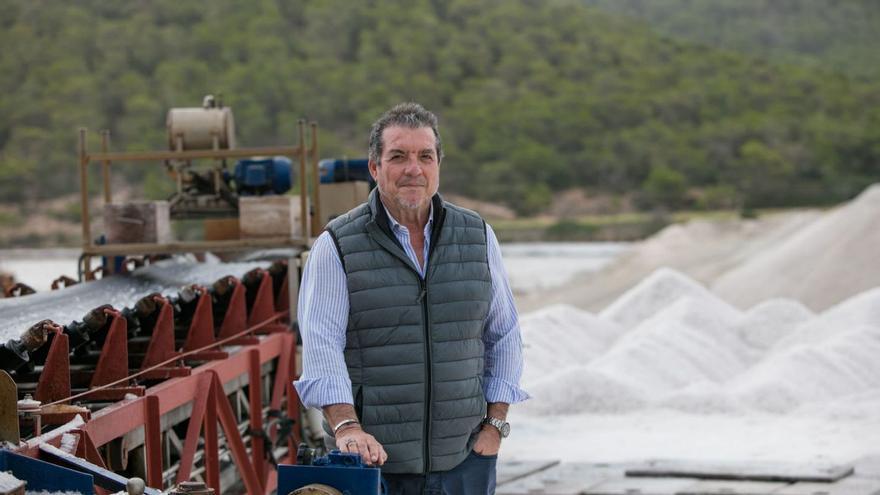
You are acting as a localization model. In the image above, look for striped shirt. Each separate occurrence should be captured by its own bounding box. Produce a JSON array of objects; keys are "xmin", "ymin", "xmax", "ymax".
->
[{"xmin": 293, "ymin": 203, "xmax": 530, "ymax": 409}]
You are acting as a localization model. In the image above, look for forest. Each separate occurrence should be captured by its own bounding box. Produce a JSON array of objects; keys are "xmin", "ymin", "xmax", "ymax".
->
[{"xmin": 1, "ymin": 0, "xmax": 878, "ymax": 218}]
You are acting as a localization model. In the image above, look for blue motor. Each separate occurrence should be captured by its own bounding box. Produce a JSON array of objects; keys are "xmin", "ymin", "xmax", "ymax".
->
[
  {"xmin": 232, "ymin": 156, "xmax": 293, "ymax": 196},
  {"xmin": 278, "ymin": 447, "xmax": 383, "ymax": 495},
  {"xmin": 319, "ymin": 158, "xmax": 374, "ymax": 186}
]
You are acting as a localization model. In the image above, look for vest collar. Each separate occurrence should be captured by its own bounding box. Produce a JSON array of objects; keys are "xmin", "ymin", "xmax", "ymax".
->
[
  {"xmin": 368, "ymin": 188, "xmax": 446, "ymax": 242},
  {"xmin": 365, "ymin": 188, "xmax": 447, "ymax": 275}
]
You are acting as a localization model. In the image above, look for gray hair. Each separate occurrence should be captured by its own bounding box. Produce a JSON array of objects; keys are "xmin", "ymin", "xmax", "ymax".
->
[{"xmin": 368, "ymin": 102, "xmax": 443, "ymax": 164}]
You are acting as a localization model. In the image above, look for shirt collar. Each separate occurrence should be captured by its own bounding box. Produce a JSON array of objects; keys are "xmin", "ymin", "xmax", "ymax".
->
[{"xmin": 385, "ymin": 202, "xmax": 434, "ymax": 234}]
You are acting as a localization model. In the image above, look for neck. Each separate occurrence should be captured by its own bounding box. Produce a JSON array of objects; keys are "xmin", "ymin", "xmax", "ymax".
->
[{"xmin": 379, "ymin": 193, "xmax": 430, "ymax": 230}]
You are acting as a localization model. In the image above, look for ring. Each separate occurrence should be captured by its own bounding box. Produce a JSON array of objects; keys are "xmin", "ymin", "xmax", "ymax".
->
[{"xmin": 345, "ymin": 439, "xmax": 357, "ymax": 446}]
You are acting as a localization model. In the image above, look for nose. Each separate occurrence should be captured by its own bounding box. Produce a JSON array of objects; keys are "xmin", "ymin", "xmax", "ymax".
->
[{"xmin": 404, "ymin": 155, "xmax": 422, "ymax": 175}]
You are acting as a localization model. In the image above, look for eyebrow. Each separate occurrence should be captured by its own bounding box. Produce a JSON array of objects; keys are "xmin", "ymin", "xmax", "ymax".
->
[{"xmin": 387, "ymin": 148, "xmax": 436, "ymax": 155}]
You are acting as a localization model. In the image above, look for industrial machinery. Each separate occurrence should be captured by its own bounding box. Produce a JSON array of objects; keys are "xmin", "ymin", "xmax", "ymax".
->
[
  {"xmin": 318, "ymin": 158, "xmax": 373, "ymax": 187},
  {"xmin": 164, "ymin": 95, "xmax": 297, "ymax": 218},
  {"xmin": 0, "ymin": 96, "xmax": 323, "ymax": 494},
  {"xmin": 277, "ymin": 447, "xmax": 382, "ymax": 495}
]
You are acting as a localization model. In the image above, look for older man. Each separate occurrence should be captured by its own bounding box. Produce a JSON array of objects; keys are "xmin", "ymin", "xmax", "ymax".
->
[{"xmin": 294, "ymin": 102, "xmax": 528, "ymax": 494}]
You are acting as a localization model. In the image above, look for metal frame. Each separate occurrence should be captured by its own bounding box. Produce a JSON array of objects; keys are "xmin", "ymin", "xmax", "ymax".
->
[
  {"xmin": 77, "ymin": 121, "xmax": 320, "ymax": 274},
  {"xmin": 11, "ymin": 264, "xmax": 303, "ymax": 494}
]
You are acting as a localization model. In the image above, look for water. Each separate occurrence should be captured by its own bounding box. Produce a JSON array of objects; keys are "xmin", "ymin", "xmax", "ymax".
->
[{"xmin": 500, "ymin": 242, "xmax": 631, "ymax": 295}]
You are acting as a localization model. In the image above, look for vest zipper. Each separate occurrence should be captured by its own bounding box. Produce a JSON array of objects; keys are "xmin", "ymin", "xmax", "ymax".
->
[{"xmin": 419, "ymin": 277, "xmax": 432, "ymax": 473}]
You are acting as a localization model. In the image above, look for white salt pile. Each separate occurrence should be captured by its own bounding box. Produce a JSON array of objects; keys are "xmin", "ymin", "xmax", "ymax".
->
[
  {"xmin": 731, "ymin": 324, "xmax": 880, "ymax": 413},
  {"xmin": 592, "ymin": 296, "xmax": 748, "ymax": 397},
  {"xmin": 504, "ymin": 184, "xmax": 880, "ymax": 465},
  {"xmin": 519, "ymin": 304, "xmax": 624, "ymax": 385},
  {"xmin": 598, "ymin": 267, "xmax": 721, "ymax": 329},
  {"xmin": 712, "ymin": 184, "xmax": 880, "ymax": 310},
  {"xmin": 520, "ymin": 268, "xmax": 880, "ymax": 416},
  {"xmin": 520, "ymin": 183, "xmax": 880, "ymax": 314},
  {"xmin": 732, "ymin": 299, "xmax": 815, "ymax": 350}
]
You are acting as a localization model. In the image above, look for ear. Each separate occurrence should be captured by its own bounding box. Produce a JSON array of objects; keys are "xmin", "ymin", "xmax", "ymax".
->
[{"xmin": 368, "ymin": 159, "xmax": 380, "ymax": 180}]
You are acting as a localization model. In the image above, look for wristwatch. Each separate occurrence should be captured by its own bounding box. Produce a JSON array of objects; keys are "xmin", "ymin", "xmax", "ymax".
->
[{"xmin": 481, "ymin": 417, "xmax": 510, "ymax": 438}]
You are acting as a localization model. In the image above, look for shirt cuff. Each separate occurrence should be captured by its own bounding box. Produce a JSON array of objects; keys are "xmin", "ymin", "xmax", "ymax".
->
[
  {"xmin": 484, "ymin": 377, "xmax": 531, "ymax": 404},
  {"xmin": 293, "ymin": 375, "xmax": 354, "ymax": 409}
]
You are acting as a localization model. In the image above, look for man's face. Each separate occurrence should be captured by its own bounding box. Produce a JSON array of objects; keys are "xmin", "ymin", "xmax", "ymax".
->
[{"xmin": 369, "ymin": 126, "xmax": 440, "ymax": 213}]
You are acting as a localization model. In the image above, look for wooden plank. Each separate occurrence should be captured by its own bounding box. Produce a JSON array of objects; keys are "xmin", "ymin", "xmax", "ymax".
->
[
  {"xmin": 584, "ymin": 477, "xmax": 699, "ymax": 495},
  {"xmin": 627, "ymin": 460, "xmax": 854, "ymax": 483},
  {"xmin": 498, "ymin": 459, "xmax": 561, "ymax": 485},
  {"xmin": 104, "ymin": 201, "xmax": 171, "ymax": 244},
  {"xmin": 239, "ymin": 195, "xmax": 303, "ymax": 238},
  {"xmin": 497, "ymin": 462, "xmax": 622, "ymax": 495},
  {"xmin": 773, "ymin": 478, "xmax": 880, "ymax": 495},
  {"xmin": 677, "ymin": 480, "xmax": 788, "ymax": 495},
  {"xmin": 853, "ymin": 456, "xmax": 880, "ymax": 481},
  {"xmin": 0, "ymin": 371, "xmax": 19, "ymax": 444}
]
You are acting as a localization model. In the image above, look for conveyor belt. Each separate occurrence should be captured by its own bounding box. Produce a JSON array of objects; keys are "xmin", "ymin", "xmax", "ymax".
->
[{"xmin": 0, "ymin": 258, "xmax": 270, "ymax": 341}]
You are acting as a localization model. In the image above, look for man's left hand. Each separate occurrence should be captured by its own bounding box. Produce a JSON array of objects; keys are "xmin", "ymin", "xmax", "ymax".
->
[{"xmin": 473, "ymin": 425, "xmax": 501, "ymax": 456}]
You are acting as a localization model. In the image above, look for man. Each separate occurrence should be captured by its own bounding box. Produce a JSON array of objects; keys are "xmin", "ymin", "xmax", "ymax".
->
[{"xmin": 294, "ymin": 102, "xmax": 528, "ymax": 494}]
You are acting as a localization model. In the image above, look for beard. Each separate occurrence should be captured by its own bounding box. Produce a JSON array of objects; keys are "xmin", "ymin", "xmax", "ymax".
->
[{"xmin": 378, "ymin": 182, "xmax": 432, "ymax": 211}]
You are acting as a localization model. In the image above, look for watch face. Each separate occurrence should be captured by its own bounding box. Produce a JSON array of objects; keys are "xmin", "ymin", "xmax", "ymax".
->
[{"xmin": 500, "ymin": 422, "xmax": 511, "ymax": 438}]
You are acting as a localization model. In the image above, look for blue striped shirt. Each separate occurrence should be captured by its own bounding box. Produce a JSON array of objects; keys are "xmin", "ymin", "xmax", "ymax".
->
[{"xmin": 294, "ymin": 205, "xmax": 530, "ymax": 409}]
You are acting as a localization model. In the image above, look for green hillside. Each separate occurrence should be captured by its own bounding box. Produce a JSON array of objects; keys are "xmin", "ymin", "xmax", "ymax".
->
[
  {"xmin": 586, "ymin": 0, "xmax": 880, "ymax": 82},
  {"xmin": 1, "ymin": 0, "xmax": 878, "ymax": 217}
]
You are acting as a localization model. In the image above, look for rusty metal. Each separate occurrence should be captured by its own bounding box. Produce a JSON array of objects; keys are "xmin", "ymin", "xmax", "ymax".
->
[
  {"xmin": 3, "ymin": 283, "xmax": 35, "ymax": 298},
  {"xmin": 79, "ymin": 127, "xmax": 89, "ymax": 253},
  {"xmin": 51, "ymin": 275, "xmax": 78, "ymax": 290},
  {"xmin": 77, "ymin": 121, "xmax": 316, "ymax": 267},
  {"xmin": 0, "ymin": 370, "xmax": 18, "ymax": 443},
  {"xmin": 170, "ymin": 481, "xmax": 215, "ymax": 495},
  {"xmin": 299, "ymin": 120, "xmax": 309, "ymax": 240},
  {"xmin": 310, "ymin": 122, "xmax": 321, "ymax": 237},
  {"xmin": 5, "ymin": 247, "xmax": 302, "ymax": 494},
  {"xmin": 17, "ymin": 394, "xmax": 41, "ymax": 437},
  {"xmin": 102, "ymin": 129, "xmax": 112, "ymax": 204}
]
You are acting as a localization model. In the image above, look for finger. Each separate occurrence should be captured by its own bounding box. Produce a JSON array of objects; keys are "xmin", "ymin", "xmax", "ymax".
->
[
  {"xmin": 357, "ymin": 440, "xmax": 371, "ymax": 464},
  {"xmin": 366, "ymin": 440, "xmax": 380, "ymax": 464},
  {"xmin": 340, "ymin": 436, "xmax": 356, "ymax": 453}
]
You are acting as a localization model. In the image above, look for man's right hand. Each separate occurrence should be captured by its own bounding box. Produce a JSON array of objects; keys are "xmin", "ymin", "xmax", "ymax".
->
[{"xmin": 335, "ymin": 424, "xmax": 388, "ymax": 466}]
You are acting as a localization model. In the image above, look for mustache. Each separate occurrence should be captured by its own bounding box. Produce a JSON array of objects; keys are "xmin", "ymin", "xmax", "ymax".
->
[{"xmin": 398, "ymin": 179, "xmax": 427, "ymax": 187}]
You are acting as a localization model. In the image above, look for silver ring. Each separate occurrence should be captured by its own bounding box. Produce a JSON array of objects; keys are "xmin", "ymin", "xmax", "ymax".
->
[{"xmin": 345, "ymin": 438, "xmax": 357, "ymax": 446}]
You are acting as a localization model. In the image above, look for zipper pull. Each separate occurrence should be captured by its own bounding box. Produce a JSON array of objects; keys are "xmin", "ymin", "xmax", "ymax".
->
[{"xmin": 417, "ymin": 288, "xmax": 426, "ymax": 303}]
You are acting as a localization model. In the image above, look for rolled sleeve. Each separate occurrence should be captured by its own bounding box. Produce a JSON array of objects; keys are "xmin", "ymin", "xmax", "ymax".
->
[{"xmin": 482, "ymin": 224, "xmax": 531, "ymax": 404}]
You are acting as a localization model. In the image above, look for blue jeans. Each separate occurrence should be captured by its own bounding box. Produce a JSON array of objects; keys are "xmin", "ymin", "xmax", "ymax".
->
[{"xmin": 382, "ymin": 451, "xmax": 498, "ymax": 494}]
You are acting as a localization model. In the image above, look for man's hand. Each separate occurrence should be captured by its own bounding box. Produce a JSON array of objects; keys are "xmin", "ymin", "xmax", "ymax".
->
[
  {"xmin": 472, "ymin": 424, "xmax": 501, "ymax": 456},
  {"xmin": 336, "ymin": 424, "xmax": 388, "ymax": 466},
  {"xmin": 323, "ymin": 403, "xmax": 388, "ymax": 466}
]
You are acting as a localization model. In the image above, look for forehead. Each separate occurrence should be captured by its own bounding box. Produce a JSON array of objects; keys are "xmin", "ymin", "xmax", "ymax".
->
[{"xmin": 381, "ymin": 126, "xmax": 437, "ymax": 153}]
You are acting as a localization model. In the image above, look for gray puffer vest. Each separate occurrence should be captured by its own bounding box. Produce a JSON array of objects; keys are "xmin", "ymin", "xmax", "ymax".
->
[{"xmin": 325, "ymin": 189, "xmax": 491, "ymax": 474}]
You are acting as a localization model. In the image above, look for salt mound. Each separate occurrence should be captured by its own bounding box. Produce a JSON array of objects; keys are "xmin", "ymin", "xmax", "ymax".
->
[
  {"xmin": 519, "ymin": 367, "xmax": 646, "ymax": 414},
  {"xmin": 732, "ymin": 324, "xmax": 880, "ymax": 412},
  {"xmin": 658, "ymin": 381, "xmax": 743, "ymax": 414},
  {"xmin": 734, "ymin": 299, "xmax": 815, "ymax": 350},
  {"xmin": 591, "ymin": 296, "xmax": 746, "ymax": 397},
  {"xmin": 713, "ymin": 184, "xmax": 880, "ymax": 311},
  {"xmin": 520, "ymin": 304, "xmax": 624, "ymax": 379},
  {"xmin": 599, "ymin": 268, "xmax": 722, "ymax": 329},
  {"xmin": 773, "ymin": 288, "xmax": 880, "ymax": 351}
]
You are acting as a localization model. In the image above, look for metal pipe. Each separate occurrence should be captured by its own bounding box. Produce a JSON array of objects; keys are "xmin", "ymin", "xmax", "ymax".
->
[
  {"xmin": 310, "ymin": 122, "xmax": 321, "ymax": 236},
  {"xmin": 298, "ymin": 120, "xmax": 308, "ymax": 239},
  {"xmin": 79, "ymin": 128, "xmax": 90, "ymax": 250},
  {"xmin": 102, "ymin": 130, "xmax": 112, "ymax": 204},
  {"xmin": 89, "ymin": 146, "xmax": 302, "ymax": 163}
]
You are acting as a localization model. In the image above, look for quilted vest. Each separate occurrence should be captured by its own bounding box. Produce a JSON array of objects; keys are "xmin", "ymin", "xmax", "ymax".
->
[{"xmin": 325, "ymin": 189, "xmax": 492, "ymax": 474}]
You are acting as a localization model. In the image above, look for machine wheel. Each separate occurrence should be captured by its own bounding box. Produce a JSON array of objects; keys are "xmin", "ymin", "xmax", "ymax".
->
[{"xmin": 290, "ymin": 483, "xmax": 344, "ymax": 495}]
